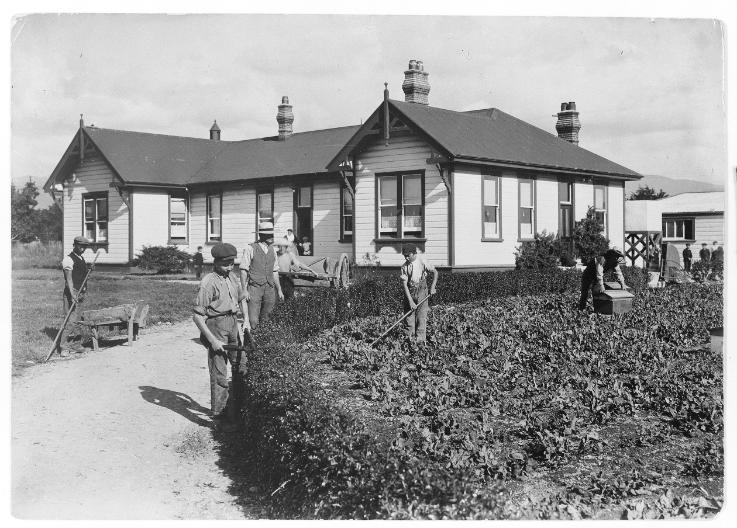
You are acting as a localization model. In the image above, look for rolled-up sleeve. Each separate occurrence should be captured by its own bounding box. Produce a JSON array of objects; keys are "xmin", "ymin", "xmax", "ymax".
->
[
  {"xmin": 193, "ymin": 277, "xmax": 213, "ymax": 316},
  {"xmin": 241, "ymin": 245, "xmax": 253, "ymax": 272}
]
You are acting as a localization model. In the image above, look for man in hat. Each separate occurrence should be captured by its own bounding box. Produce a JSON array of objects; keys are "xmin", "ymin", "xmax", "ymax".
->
[
  {"xmin": 682, "ymin": 242, "xmax": 693, "ymax": 272},
  {"xmin": 192, "ymin": 242, "xmax": 248, "ymax": 433},
  {"xmin": 58, "ymin": 235, "xmax": 91, "ymax": 356},
  {"xmin": 240, "ymin": 222, "xmax": 284, "ymax": 329},
  {"xmin": 578, "ymin": 246, "xmax": 628, "ymax": 310}
]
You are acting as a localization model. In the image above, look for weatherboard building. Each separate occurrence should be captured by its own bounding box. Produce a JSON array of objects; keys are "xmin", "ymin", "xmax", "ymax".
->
[{"xmin": 44, "ymin": 60, "xmax": 642, "ymax": 269}]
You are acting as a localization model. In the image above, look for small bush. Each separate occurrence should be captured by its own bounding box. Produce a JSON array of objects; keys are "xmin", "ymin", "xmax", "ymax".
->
[
  {"xmin": 573, "ymin": 207, "xmax": 609, "ymax": 262},
  {"xmin": 514, "ymin": 231, "xmax": 561, "ymax": 270},
  {"xmin": 131, "ymin": 245, "xmax": 192, "ymax": 274}
]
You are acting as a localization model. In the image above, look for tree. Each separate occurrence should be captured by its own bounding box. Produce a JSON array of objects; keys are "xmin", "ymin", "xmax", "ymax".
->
[
  {"xmin": 629, "ymin": 185, "xmax": 668, "ymax": 200},
  {"xmin": 572, "ymin": 206, "xmax": 610, "ymax": 262},
  {"xmin": 11, "ymin": 181, "xmax": 40, "ymax": 242}
]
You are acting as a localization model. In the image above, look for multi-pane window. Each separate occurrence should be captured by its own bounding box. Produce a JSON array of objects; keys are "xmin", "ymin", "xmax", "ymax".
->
[
  {"xmin": 482, "ymin": 175, "xmax": 500, "ymax": 239},
  {"xmin": 594, "ymin": 183, "xmax": 607, "ymax": 233},
  {"xmin": 558, "ymin": 180, "xmax": 573, "ymax": 238},
  {"xmin": 206, "ymin": 192, "xmax": 222, "ymax": 242},
  {"xmin": 377, "ymin": 172, "xmax": 424, "ymax": 238},
  {"xmin": 662, "ymin": 217, "xmax": 695, "ymax": 240},
  {"xmin": 169, "ymin": 193, "xmax": 187, "ymax": 243},
  {"xmin": 341, "ymin": 186, "xmax": 354, "ymax": 241},
  {"xmin": 257, "ymin": 191, "xmax": 273, "ymax": 227},
  {"xmin": 83, "ymin": 193, "xmax": 108, "ymax": 243},
  {"xmin": 518, "ymin": 178, "xmax": 535, "ymax": 239}
]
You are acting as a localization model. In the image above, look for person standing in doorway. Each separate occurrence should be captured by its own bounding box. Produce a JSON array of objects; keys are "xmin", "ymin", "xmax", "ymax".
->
[
  {"xmin": 240, "ymin": 222, "xmax": 284, "ymax": 329},
  {"xmin": 682, "ymin": 242, "xmax": 693, "ymax": 272},
  {"xmin": 192, "ymin": 242, "xmax": 248, "ymax": 433},
  {"xmin": 58, "ymin": 235, "xmax": 91, "ymax": 357}
]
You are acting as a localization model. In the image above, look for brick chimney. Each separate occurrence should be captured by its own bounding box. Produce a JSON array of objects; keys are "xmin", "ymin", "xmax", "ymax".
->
[
  {"xmin": 276, "ymin": 96, "xmax": 294, "ymax": 140},
  {"xmin": 209, "ymin": 120, "xmax": 221, "ymax": 140},
  {"xmin": 555, "ymin": 102, "xmax": 581, "ymax": 145},
  {"xmin": 402, "ymin": 59, "xmax": 430, "ymax": 105}
]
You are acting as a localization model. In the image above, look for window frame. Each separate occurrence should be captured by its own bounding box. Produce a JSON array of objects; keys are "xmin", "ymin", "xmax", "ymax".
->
[
  {"xmin": 206, "ymin": 190, "xmax": 223, "ymax": 243},
  {"xmin": 168, "ymin": 191, "xmax": 188, "ymax": 245},
  {"xmin": 662, "ymin": 216, "xmax": 696, "ymax": 241},
  {"xmin": 255, "ymin": 188, "xmax": 274, "ymax": 239},
  {"xmin": 339, "ymin": 179, "xmax": 354, "ymax": 243},
  {"xmin": 481, "ymin": 172, "xmax": 503, "ymax": 242},
  {"xmin": 517, "ymin": 176, "xmax": 536, "ymax": 241},
  {"xmin": 374, "ymin": 170, "xmax": 426, "ymax": 242},
  {"xmin": 593, "ymin": 182, "xmax": 608, "ymax": 236},
  {"xmin": 558, "ymin": 178, "xmax": 575, "ymax": 239},
  {"xmin": 81, "ymin": 191, "xmax": 109, "ymax": 245}
]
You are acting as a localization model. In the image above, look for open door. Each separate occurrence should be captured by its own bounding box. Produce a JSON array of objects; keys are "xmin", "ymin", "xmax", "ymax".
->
[{"xmin": 294, "ymin": 185, "xmax": 313, "ymax": 255}]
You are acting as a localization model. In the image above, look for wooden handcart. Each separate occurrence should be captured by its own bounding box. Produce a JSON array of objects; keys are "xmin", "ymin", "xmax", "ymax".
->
[
  {"xmin": 280, "ymin": 252, "xmax": 351, "ymax": 289},
  {"xmin": 77, "ymin": 300, "xmax": 150, "ymax": 351}
]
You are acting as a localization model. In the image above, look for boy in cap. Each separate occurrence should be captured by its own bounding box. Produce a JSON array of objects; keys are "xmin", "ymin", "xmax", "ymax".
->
[
  {"xmin": 578, "ymin": 246, "xmax": 628, "ymax": 310},
  {"xmin": 192, "ymin": 242, "xmax": 249, "ymax": 432},
  {"xmin": 192, "ymin": 246, "xmax": 204, "ymax": 280},
  {"xmin": 699, "ymin": 242, "xmax": 711, "ymax": 264},
  {"xmin": 400, "ymin": 244, "xmax": 438, "ymax": 343},
  {"xmin": 682, "ymin": 242, "xmax": 692, "ymax": 272},
  {"xmin": 240, "ymin": 222, "xmax": 284, "ymax": 329},
  {"xmin": 58, "ymin": 235, "xmax": 91, "ymax": 356}
]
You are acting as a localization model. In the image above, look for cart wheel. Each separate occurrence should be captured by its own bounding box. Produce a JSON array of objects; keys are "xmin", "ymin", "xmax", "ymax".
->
[{"xmin": 337, "ymin": 253, "xmax": 350, "ymax": 289}]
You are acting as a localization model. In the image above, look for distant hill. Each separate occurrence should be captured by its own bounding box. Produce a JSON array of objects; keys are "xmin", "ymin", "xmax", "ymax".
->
[{"xmin": 625, "ymin": 174, "xmax": 723, "ymax": 199}]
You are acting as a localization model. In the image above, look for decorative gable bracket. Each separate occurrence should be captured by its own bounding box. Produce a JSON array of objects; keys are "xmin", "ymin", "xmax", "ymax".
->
[
  {"xmin": 110, "ymin": 182, "xmax": 131, "ymax": 208},
  {"xmin": 427, "ymin": 154, "xmax": 451, "ymax": 195}
]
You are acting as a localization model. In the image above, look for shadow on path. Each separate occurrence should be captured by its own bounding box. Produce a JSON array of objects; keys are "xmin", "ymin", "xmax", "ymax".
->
[{"xmin": 138, "ymin": 385, "xmax": 212, "ymax": 428}]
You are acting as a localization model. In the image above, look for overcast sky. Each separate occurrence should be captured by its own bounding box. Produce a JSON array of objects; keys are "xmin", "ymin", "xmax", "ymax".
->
[{"xmin": 10, "ymin": 13, "xmax": 727, "ymax": 203}]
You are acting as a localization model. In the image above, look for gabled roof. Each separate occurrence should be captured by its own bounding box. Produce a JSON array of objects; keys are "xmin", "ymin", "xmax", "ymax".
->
[
  {"xmin": 47, "ymin": 124, "xmax": 360, "ymax": 190},
  {"xmin": 657, "ymin": 191, "xmax": 724, "ymax": 214},
  {"xmin": 329, "ymin": 100, "xmax": 641, "ymax": 179}
]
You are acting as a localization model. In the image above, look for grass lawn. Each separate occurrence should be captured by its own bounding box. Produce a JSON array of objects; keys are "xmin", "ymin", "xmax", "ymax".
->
[{"xmin": 11, "ymin": 269, "xmax": 199, "ymax": 373}]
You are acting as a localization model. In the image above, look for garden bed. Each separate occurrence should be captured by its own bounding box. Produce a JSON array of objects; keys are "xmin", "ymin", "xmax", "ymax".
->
[{"xmin": 241, "ymin": 275, "xmax": 723, "ymax": 519}]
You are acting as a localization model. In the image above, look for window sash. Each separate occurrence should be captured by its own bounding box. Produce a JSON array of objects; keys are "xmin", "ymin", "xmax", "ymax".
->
[
  {"xmin": 558, "ymin": 181, "xmax": 572, "ymax": 204},
  {"xmin": 207, "ymin": 193, "xmax": 222, "ymax": 241},
  {"xmin": 170, "ymin": 195, "xmax": 187, "ymax": 241},
  {"xmin": 518, "ymin": 178, "xmax": 535, "ymax": 238},
  {"xmin": 482, "ymin": 175, "xmax": 500, "ymax": 238},
  {"xmin": 342, "ymin": 187, "xmax": 354, "ymax": 237},
  {"xmin": 662, "ymin": 218, "xmax": 695, "ymax": 240},
  {"xmin": 257, "ymin": 192, "xmax": 273, "ymax": 224},
  {"xmin": 377, "ymin": 173, "xmax": 423, "ymax": 238},
  {"xmin": 82, "ymin": 194, "xmax": 108, "ymax": 243},
  {"xmin": 297, "ymin": 186, "xmax": 311, "ymax": 208}
]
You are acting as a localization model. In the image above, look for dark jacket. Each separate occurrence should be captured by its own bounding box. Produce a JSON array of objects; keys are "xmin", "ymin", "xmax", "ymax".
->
[{"xmin": 699, "ymin": 247, "xmax": 711, "ymax": 262}]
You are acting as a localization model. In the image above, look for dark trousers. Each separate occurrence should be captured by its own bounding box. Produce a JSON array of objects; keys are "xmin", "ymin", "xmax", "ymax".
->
[
  {"xmin": 194, "ymin": 265, "xmax": 203, "ymax": 280},
  {"xmin": 578, "ymin": 268, "xmax": 602, "ymax": 310},
  {"xmin": 683, "ymin": 258, "xmax": 691, "ymax": 272},
  {"xmin": 280, "ymin": 276, "xmax": 295, "ymax": 300},
  {"xmin": 403, "ymin": 280, "xmax": 429, "ymax": 342},
  {"xmin": 204, "ymin": 314, "xmax": 246, "ymax": 421},
  {"xmin": 247, "ymin": 282, "xmax": 276, "ymax": 329},
  {"xmin": 59, "ymin": 288, "xmax": 81, "ymax": 349}
]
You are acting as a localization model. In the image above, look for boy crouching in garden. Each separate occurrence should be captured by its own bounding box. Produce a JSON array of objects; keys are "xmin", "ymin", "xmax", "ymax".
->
[{"xmin": 400, "ymin": 244, "xmax": 438, "ymax": 343}]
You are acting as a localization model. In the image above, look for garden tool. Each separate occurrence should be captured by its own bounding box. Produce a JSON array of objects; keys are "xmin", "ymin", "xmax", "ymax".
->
[
  {"xmin": 370, "ymin": 293, "xmax": 432, "ymax": 348},
  {"xmin": 45, "ymin": 248, "xmax": 101, "ymax": 362}
]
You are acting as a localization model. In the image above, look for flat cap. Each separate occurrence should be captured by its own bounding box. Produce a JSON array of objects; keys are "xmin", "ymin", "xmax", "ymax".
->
[
  {"xmin": 211, "ymin": 242, "xmax": 238, "ymax": 260},
  {"xmin": 73, "ymin": 235, "xmax": 91, "ymax": 245}
]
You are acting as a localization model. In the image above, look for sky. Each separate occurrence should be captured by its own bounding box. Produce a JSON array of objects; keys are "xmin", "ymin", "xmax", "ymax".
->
[{"xmin": 9, "ymin": 11, "xmax": 728, "ymax": 208}]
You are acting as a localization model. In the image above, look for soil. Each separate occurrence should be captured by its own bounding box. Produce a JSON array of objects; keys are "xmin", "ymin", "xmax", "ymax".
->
[{"xmin": 11, "ymin": 321, "xmax": 265, "ymax": 520}]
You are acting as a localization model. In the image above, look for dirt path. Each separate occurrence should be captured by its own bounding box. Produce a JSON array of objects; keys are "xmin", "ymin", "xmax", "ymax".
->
[{"xmin": 12, "ymin": 321, "xmax": 263, "ymax": 520}]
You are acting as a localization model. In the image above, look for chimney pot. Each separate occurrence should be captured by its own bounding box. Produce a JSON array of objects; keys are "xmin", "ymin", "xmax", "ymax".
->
[
  {"xmin": 402, "ymin": 59, "xmax": 431, "ymax": 105},
  {"xmin": 555, "ymin": 102, "xmax": 581, "ymax": 145},
  {"xmin": 277, "ymin": 96, "xmax": 294, "ymax": 140}
]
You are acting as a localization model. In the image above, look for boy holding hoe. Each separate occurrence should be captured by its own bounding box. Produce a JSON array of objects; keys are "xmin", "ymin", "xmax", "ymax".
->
[{"xmin": 400, "ymin": 244, "xmax": 438, "ymax": 343}]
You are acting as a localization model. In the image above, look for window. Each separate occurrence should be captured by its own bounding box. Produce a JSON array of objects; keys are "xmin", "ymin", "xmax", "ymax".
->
[
  {"xmin": 482, "ymin": 175, "xmax": 501, "ymax": 239},
  {"xmin": 518, "ymin": 178, "xmax": 535, "ymax": 239},
  {"xmin": 377, "ymin": 172, "xmax": 424, "ymax": 239},
  {"xmin": 169, "ymin": 192, "xmax": 187, "ymax": 243},
  {"xmin": 662, "ymin": 217, "xmax": 695, "ymax": 240},
  {"xmin": 257, "ymin": 190, "xmax": 273, "ymax": 228},
  {"xmin": 558, "ymin": 180, "xmax": 574, "ymax": 239},
  {"xmin": 206, "ymin": 192, "xmax": 222, "ymax": 242},
  {"xmin": 83, "ymin": 192, "xmax": 108, "ymax": 243},
  {"xmin": 594, "ymin": 183, "xmax": 607, "ymax": 233},
  {"xmin": 340, "ymin": 184, "xmax": 354, "ymax": 242},
  {"xmin": 294, "ymin": 185, "xmax": 312, "ymax": 245}
]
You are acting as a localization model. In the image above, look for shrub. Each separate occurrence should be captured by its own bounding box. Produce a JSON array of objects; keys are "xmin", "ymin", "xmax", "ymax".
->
[
  {"xmin": 515, "ymin": 231, "xmax": 561, "ymax": 269},
  {"xmin": 131, "ymin": 245, "xmax": 192, "ymax": 274},
  {"xmin": 573, "ymin": 207, "xmax": 609, "ymax": 262}
]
